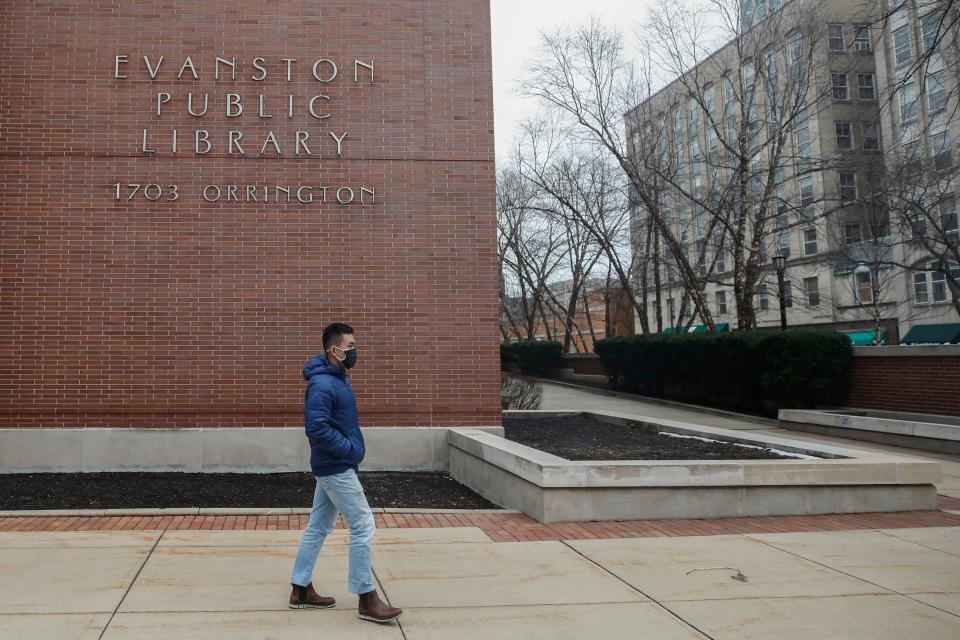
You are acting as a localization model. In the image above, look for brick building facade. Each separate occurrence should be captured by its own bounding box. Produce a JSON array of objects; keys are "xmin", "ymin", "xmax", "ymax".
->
[{"xmin": 0, "ymin": 1, "xmax": 500, "ymax": 429}]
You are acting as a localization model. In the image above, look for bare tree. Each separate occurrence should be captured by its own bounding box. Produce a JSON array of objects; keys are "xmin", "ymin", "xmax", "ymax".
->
[
  {"xmin": 497, "ymin": 167, "xmax": 566, "ymax": 341},
  {"xmin": 872, "ymin": 140, "xmax": 960, "ymax": 317},
  {"xmin": 520, "ymin": 1, "xmax": 864, "ymax": 333},
  {"xmin": 514, "ymin": 118, "xmax": 650, "ymax": 333}
]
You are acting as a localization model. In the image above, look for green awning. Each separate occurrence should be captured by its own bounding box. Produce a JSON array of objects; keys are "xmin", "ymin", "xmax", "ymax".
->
[
  {"xmin": 900, "ymin": 323, "xmax": 960, "ymax": 345},
  {"xmin": 690, "ymin": 323, "xmax": 730, "ymax": 333},
  {"xmin": 843, "ymin": 330, "xmax": 887, "ymax": 346},
  {"xmin": 664, "ymin": 323, "xmax": 730, "ymax": 334}
]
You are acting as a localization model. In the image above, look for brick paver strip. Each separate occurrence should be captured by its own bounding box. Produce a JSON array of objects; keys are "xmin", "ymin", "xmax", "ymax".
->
[
  {"xmin": 939, "ymin": 494, "xmax": 960, "ymax": 510},
  {"xmin": 2, "ymin": 508, "xmax": 959, "ymax": 540}
]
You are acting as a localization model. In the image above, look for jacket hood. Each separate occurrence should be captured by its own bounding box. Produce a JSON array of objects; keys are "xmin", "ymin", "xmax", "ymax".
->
[{"xmin": 302, "ymin": 354, "xmax": 343, "ymax": 380}]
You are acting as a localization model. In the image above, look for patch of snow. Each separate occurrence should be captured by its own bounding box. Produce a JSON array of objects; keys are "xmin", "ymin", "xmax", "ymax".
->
[{"xmin": 656, "ymin": 431, "xmax": 818, "ymax": 459}]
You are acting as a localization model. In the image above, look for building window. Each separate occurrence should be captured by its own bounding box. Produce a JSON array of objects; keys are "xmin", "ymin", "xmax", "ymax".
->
[
  {"xmin": 899, "ymin": 82, "xmax": 918, "ymax": 123},
  {"xmin": 715, "ymin": 231, "xmax": 727, "ymax": 272},
  {"xmin": 853, "ymin": 24, "xmax": 871, "ymax": 52},
  {"xmin": 759, "ymin": 285, "xmax": 769, "ymax": 311},
  {"xmin": 831, "ymin": 72, "xmax": 849, "ymax": 100},
  {"xmin": 855, "ymin": 269, "xmax": 874, "ymax": 304},
  {"xmin": 795, "ymin": 126, "xmax": 812, "ymax": 164},
  {"xmin": 862, "ymin": 122, "xmax": 880, "ymax": 150},
  {"xmin": 932, "ymin": 131, "xmax": 953, "ymax": 172},
  {"xmin": 927, "ymin": 70, "xmax": 947, "ymax": 113},
  {"xmin": 775, "ymin": 187, "xmax": 788, "ymax": 218},
  {"xmin": 784, "ymin": 281, "xmax": 794, "ymax": 308},
  {"xmin": 893, "ymin": 25, "xmax": 913, "ymax": 65},
  {"xmin": 910, "ymin": 210, "xmax": 928, "ymax": 238},
  {"xmin": 778, "ymin": 232, "xmax": 791, "ymax": 257},
  {"xmin": 803, "ymin": 227, "xmax": 818, "ymax": 255},
  {"xmin": 835, "ymin": 121, "xmax": 853, "ymax": 150},
  {"xmin": 687, "ymin": 97, "xmax": 699, "ymax": 136},
  {"xmin": 943, "ymin": 196, "xmax": 959, "ymax": 240},
  {"xmin": 915, "ymin": 262, "xmax": 957, "ymax": 303},
  {"xmin": 667, "ymin": 298, "xmax": 676, "ymax": 320},
  {"xmin": 930, "ymin": 265, "xmax": 947, "ymax": 302},
  {"xmin": 716, "ymin": 290, "xmax": 727, "ymax": 315},
  {"xmin": 799, "ymin": 175, "xmax": 815, "ymax": 207},
  {"xmin": 707, "ymin": 126, "xmax": 719, "ymax": 151},
  {"xmin": 787, "ymin": 31, "xmax": 804, "ymax": 78},
  {"xmin": 839, "ymin": 172, "xmax": 857, "ymax": 202},
  {"xmin": 722, "ymin": 74, "xmax": 736, "ymax": 117},
  {"xmin": 914, "ymin": 271, "xmax": 930, "ymax": 303},
  {"xmin": 922, "ymin": 12, "xmax": 940, "ymax": 50},
  {"xmin": 760, "ymin": 239, "xmax": 768, "ymax": 262},
  {"xmin": 844, "ymin": 223, "xmax": 863, "ymax": 244},
  {"xmin": 704, "ymin": 84, "xmax": 717, "ymax": 118},
  {"xmin": 932, "ymin": 269, "xmax": 948, "ymax": 302},
  {"xmin": 857, "ymin": 72, "xmax": 875, "ymax": 100},
  {"xmin": 742, "ymin": 61, "xmax": 756, "ymax": 90},
  {"xmin": 804, "ymin": 276, "xmax": 820, "ymax": 307},
  {"xmin": 904, "ymin": 140, "xmax": 923, "ymax": 175},
  {"xmin": 828, "ymin": 24, "xmax": 845, "ymax": 51}
]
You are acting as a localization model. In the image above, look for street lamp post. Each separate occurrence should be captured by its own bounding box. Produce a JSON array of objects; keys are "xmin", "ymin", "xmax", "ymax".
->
[{"xmin": 772, "ymin": 254, "xmax": 788, "ymax": 331}]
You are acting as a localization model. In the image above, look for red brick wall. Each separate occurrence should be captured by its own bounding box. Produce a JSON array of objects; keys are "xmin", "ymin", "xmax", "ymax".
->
[
  {"xmin": 558, "ymin": 354, "xmax": 608, "ymax": 376},
  {"xmin": 0, "ymin": 1, "xmax": 500, "ymax": 428},
  {"xmin": 848, "ymin": 354, "xmax": 960, "ymax": 417}
]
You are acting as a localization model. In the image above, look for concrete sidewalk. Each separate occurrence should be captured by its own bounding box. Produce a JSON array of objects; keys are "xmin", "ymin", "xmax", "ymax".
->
[{"xmin": 1, "ymin": 525, "xmax": 958, "ymax": 639}]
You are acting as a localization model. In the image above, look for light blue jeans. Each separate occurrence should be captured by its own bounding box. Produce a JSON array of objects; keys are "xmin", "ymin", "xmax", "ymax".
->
[{"xmin": 290, "ymin": 468, "xmax": 376, "ymax": 594}]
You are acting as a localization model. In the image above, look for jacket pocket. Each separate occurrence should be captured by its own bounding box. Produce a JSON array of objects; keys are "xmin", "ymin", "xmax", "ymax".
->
[{"xmin": 345, "ymin": 431, "xmax": 365, "ymax": 466}]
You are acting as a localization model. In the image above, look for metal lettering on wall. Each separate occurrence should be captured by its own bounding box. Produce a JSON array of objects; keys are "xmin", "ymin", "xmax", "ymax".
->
[{"xmin": 111, "ymin": 54, "xmax": 377, "ymax": 205}]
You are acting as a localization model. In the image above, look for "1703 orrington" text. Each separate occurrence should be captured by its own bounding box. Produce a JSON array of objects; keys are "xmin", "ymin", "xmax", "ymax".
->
[{"xmin": 112, "ymin": 183, "xmax": 377, "ymax": 205}]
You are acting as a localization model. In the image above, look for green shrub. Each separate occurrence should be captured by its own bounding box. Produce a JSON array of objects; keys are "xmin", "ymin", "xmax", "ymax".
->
[
  {"xmin": 594, "ymin": 331, "xmax": 852, "ymax": 412},
  {"xmin": 500, "ymin": 340, "xmax": 563, "ymax": 376}
]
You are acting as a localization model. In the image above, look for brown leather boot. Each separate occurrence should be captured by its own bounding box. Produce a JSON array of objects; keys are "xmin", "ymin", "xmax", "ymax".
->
[
  {"xmin": 289, "ymin": 582, "xmax": 336, "ymax": 609},
  {"xmin": 358, "ymin": 589, "xmax": 402, "ymax": 622}
]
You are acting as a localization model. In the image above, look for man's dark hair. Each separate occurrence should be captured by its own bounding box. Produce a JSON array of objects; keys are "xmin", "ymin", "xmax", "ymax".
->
[{"xmin": 322, "ymin": 322, "xmax": 354, "ymax": 351}]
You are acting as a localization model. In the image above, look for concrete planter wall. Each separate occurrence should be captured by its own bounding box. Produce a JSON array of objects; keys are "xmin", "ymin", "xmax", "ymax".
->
[
  {"xmin": 779, "ymin": 409, "xmax": 960, "ymax": 455},
  {"xmin": 449, "ymin": 411, "xmax": 940, "ymax": 523},
  {"xmin": 0, "ymin": 427, "xmax": 504, "ymax": 474}
]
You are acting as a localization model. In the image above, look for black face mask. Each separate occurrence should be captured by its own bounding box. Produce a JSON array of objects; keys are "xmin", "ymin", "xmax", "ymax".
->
[{"xmin": 337, "ymin": 347, "xmax": 358, "ymax": 369}]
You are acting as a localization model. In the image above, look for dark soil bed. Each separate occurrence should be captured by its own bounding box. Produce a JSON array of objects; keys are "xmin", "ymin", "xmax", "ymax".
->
[
  {"xmin": 0, "ymin": 472, "xmax": 497, "ymax": 511},
  {"xmin": 504, "ymin": 414, "xmax": 807, "ymax": 461}
]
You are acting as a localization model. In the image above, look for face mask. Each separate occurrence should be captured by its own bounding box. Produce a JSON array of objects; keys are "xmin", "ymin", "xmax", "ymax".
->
[{"xmin": 334, "ymin": 347, "xmax": 358, "ymax": 369}]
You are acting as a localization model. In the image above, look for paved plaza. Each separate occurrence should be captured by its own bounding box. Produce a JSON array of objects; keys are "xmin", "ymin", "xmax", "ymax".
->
[{"xmin": 2, "ymin": 383, "xmax": 959, "ymax": 639}]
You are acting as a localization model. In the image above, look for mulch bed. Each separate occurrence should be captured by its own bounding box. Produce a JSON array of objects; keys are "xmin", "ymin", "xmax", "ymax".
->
[
  {"xmin": 504, "ymin": 414, "xmax": 804, "ymax": 461},
  {"xmin": 0, "ymin": 472, "xmax": 497, "ymax": 511}
]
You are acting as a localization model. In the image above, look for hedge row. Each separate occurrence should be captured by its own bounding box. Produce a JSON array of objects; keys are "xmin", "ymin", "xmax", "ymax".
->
[
  {"xmin": 594, "ymin": 331, "xmax": 852, "ymax": 412},
  {"xmin": 500, "ymin": 340, "xmax": 563, "ymax": 376}
]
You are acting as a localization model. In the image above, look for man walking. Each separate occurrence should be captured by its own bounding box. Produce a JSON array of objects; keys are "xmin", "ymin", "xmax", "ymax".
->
[{"xmin": 289, "ymin": 322, "xmax": 403, "ymax": 623}]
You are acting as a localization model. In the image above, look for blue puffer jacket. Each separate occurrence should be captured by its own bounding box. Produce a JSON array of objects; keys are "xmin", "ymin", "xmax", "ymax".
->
[{"xmin": 302, "ymin": 354, "xmax": 365, "ymax": 477}]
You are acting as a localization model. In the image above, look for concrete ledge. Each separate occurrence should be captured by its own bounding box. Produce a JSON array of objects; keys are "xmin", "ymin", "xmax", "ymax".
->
[
  {"xmin": 548, "ymin": 369, "xmax": 609, "ymax": 386},
  {"xmin": 0, "ymin": 426, "xmax": 504, "ymax": 474},
  {"xmin": 780, "ymin": 409, "xmax": 960, "ymax": 455},
  {"xmin": 853, "ymin": 344, "xmax": 960, "ymax": 357},
  {"xmin": 822, "ymin": 408, "xmax": 960, "ymax": 427},
  {"xmin": 449, "ymin": 411, "xmax": 941, "ymax": 523}
]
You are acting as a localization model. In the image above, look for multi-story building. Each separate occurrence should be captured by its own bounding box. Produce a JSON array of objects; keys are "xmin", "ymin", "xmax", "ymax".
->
[{"xmin": 625, "ymin": 0, "xmax": 959, "ymax": 343}]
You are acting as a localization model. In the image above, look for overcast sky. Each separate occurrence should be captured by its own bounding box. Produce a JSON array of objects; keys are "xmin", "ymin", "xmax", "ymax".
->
[{"xmin": 490, "ymin": 0, "xmax": 651, "ymax": 161}]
